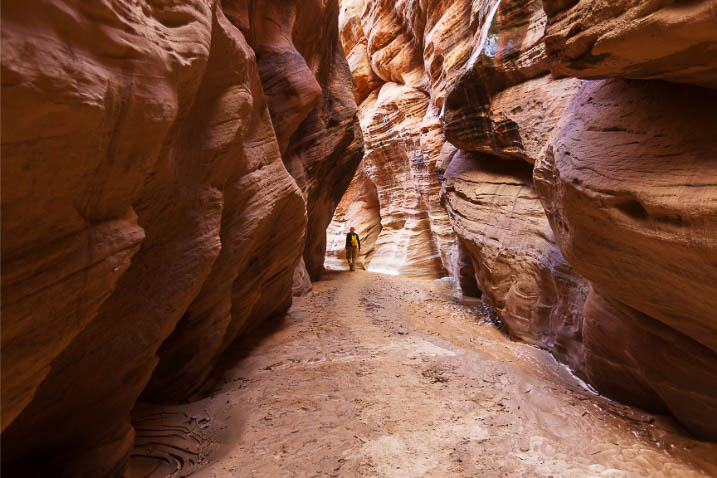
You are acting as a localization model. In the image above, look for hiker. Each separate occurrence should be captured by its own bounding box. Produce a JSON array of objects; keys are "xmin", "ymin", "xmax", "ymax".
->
[{"xmin": 345, "ymin": 226, "xmax": 361, "ymax": 271}]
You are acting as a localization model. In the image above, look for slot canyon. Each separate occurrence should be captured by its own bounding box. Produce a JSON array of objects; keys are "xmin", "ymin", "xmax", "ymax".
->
[{"xmin": 1, "ymin": 0, "xmax": 716, "ymax": 477}]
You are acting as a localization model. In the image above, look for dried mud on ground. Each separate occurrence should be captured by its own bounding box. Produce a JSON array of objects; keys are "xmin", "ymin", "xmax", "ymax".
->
[{"xmin": 128, "ymin": 271, "xmax": 717, "ymax": 478}]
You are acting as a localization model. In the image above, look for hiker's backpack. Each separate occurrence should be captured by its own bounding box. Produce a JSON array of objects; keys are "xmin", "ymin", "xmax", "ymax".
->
[{"xmin": 351, "ymin": 234, "xmax": 358, "ymax": 247}]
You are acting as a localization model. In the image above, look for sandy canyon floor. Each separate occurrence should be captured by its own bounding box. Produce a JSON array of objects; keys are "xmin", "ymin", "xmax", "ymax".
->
[{"xmin": 128, "ymin": 271, "xmax": 717, "ymax": 478}]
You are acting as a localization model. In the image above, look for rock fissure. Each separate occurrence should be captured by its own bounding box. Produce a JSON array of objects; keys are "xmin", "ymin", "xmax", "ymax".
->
[{"xmin": 3, "ymin": 0, "xmax": 717, "ymax": 476}]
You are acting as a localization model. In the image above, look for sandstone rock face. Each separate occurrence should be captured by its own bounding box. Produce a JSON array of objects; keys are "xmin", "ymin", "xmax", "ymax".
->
[
  {"xmin": 145, "ymin": 0, "xmax": 363, "ymax": 400},
  {"xmin": 436, "ymin": 1, "xmax": 591, "ymax": 372},
  {"xmin": 275, "ymin": 0, "xmax": 365, "ymax": 280},
  {"xmin": 444, "ymin": 0, "xmax": 717, "ymax": 438},
  {"xmin": 357, "ymin": 84, "xmax": 448, "ymax": 277},
  {"xmin": 581, "ymin": 289, "xmax": 717, "ymax": 441},
  {"xmin": 543, "ymin": 0, "xmax": 717, "ymax": 88},
  {"xmin": 327, "ymin": 0, "xmax": 473, "ymax": 282},
  {"xmin": 443, "ymin": 151, "xmax": 588, "ymax": 372},
  {"xmin": 331, "ymin": 0, "xmax": 590, "ymax": 365},
  {"xmin": 325, "ymin": 161, "xmax": 382, "ymax": 271},
  {"xmin": 534, "ymin": 78, "xmax": 717, "ymax": 439},
  {"xmin": 1, "ymin": 0, "xmax": 359, "ymax": 475},
  {"xmin": 335, "ymin": 0, "xmax": 717, "ymax": 440}
]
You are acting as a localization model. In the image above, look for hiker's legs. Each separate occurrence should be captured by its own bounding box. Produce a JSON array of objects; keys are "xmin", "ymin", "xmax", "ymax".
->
[{"xmin": 347, "ymin": 246, "xmax": 358, "ymax": 271}]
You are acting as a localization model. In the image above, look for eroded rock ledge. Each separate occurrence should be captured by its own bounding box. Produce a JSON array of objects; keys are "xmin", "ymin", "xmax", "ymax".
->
[
  {"xmin": 331, "ymin": 0, "xmax": 717, "ymax": 439},
  {"xmin": 1, "ymin": 0, "xmax": 361, "ymax": 476}
]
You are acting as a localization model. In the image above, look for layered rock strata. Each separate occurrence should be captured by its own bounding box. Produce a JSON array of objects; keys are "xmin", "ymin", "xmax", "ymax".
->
[
  {"xmin": 442, "ymin": 151, "xmax": 588, "ymax": 373},
  {"xmin": 534, "ymin": 77, "xmax": 717, "ymax": 440},
  {"xmin": 335, "ymin": 0, "xmax": 717, "ymax": 439},
  {"xmin": 446, "ymin": 0, "xmax": 717, "ymax": 438},
  {"xmin": 438, "ymin": 0, "xmax": 591, "ymax": 372},
  {"xmin": 542, "ymin": 0, "xmax": 717, "ymax": 88},
  {"xmin": 535, "ymin": 0, "xmax": 717, "ymax": 440},
  {"xmin": 144, "ymin": 0, "xmax": 363, "ymax": 399},
  {"xmin": 325, "ymin": 160, "xmax": 382, "ymax": 271},
  {"xmin": 332, "ymin": 0, "xmax": 588, "ymax": 364},
  {"xmin": 327, "ymin": 0, "xmax": 475, "ymax": 282},
  {"xmin": 1, "ymin": 0, "xmax": 360, "ymax": 475}
]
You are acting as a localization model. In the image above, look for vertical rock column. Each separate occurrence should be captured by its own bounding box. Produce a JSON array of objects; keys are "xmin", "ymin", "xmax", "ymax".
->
[
  {"xmin": 532, "ymin": 0, "xmax": 717, "ymax": 439},
  {"xmin": 251, "ymin": 0, "xmax": 365, "ymax": 281},
  {"xmin": 535, "ymin": 79, "xmax": 717, "ymax": 439}
]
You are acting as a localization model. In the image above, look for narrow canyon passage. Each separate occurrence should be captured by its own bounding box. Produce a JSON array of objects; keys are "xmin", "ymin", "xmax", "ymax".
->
[
  {"xmin": 130, "ymin": 272, "xmax": 717, "ymax": 478},
  {"xmin": 4, "ymin": 0, "xmax": 717, "ymax": 475}
]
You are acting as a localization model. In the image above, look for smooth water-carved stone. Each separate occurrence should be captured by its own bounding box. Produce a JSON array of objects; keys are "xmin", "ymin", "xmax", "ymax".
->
[{"xmin": 443, "ymin": 151, "xmax": 588, "ymax": 372}]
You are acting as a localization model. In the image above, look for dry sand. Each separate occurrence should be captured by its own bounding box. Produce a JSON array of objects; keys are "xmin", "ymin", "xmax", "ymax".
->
[{"xmin": 128, "ymin": 271, "xmax": 717, "ymax": 477}]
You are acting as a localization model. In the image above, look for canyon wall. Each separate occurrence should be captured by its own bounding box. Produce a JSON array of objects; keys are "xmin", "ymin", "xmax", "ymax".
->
[
  {"xmin": 535, "ymin": 0, "xmax": 717, "ymax": 439},
  {"xmin": 0, "ymin": 0, "xmax": 360, "ymax": 476},
  {"xmin": 325, "ymin": 0, "xmax": 473, "ymax": 281},
  {"xmin": 333, "ymin": 0, "xmax": 717, "ymax": 439}
]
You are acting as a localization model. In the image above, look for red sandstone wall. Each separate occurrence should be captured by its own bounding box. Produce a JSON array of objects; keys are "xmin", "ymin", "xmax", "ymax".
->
[
  {"xmin": 334, "ymin": 0, "xmax": 717, "ymax": 439},
  {"xmin": 1, "ymin": 1, "xmax": 361, "ymax": 475}
]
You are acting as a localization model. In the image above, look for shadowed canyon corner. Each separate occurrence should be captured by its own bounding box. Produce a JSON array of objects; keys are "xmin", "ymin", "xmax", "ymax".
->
[{"xmin": 1, "ymin": 0, "xmax": 716, "ymax": 477}]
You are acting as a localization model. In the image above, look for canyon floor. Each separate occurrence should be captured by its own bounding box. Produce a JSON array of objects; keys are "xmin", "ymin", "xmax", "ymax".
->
[{"xmin": 128, "ymin": 272, "xmax": 717, "ymax": 478}]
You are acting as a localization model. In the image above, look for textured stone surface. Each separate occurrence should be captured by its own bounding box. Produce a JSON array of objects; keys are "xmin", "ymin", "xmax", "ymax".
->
[
  {"xmin": 146, "ymin": 0, "xmax": 362, "ymax": 401},
  {"xmin": 278, "ymin": 0, "xmax": 365, "ymax": 280},
  {"xmin": 444, "ymin": 74, "xmax": 583, "ymax": 162},
  {"xmin": 443, "ymin": 151, "xmax": 588, "ymax": 372},
  {"xmin": 440, "ymin": 0, "xmax": 717, "ymax": 438},
  {"xmin": 356, "ymin": 84, "xmax": 447, "ymax": 277},
  {"xmin": 534, "ymin": 78, "xmax": 717, "ymax": 439},
  {"xmin": 543, "ymin": 0, "xmax": 717, "ymax": 88},
  {"xmin": 1, "ymin": 0, "xmax": 359, "ymax": 475},
  {"xmin": 331, "ymin": 0, "xmax": 717, "ymax": 441},
  {"xmin": 325, "ymin": 161, "xmax": 382, "ymax": 271},
  {"xmin": 327, "ymin": 0, "xmax": 470, "ymax": 282},
  {"xmin": 582, "ymin": 289, "xmax": 717, "ymax": 441},
  {"xmin": 536, "ymin": 79, "xmax": 717, "ymax": 351},
  {"xmin": 436, "ymin": 0, "xmax": 590, "ymax": 370},
  {"xmin": 5, "ymin": 2, "xmax": 717, "ymax": 475}
]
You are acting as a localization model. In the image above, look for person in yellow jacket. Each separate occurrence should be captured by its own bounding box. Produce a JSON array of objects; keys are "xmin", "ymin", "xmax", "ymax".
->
[{"xmin": 345, "ymin": 226, "xmax": 361, "ymax": 271}]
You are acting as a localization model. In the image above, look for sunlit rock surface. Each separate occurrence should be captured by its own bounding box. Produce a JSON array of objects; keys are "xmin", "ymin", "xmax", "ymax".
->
[
  {"xmin": 331, "ymin": 0, "xmax": 590, "ymax": 364},
  {"xmin": 334, "ymin": 0, "xmax": 717, "ymax": 439},
  {"xmin": 1, "ymin": 0, "xmax": 360, "ymax": 475},
  {"xmin": 325, "ymin": 161, "xmax": 382, "ymax": 271},
  {"xmin": 327, "ymin": 0, "xmax": 474, "ymax": 282}
]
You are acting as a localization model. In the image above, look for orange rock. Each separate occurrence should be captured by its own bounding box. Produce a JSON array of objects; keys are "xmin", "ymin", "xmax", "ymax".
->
[
  {"xmin": 325, "ymin": 161, "xmax": 382, "ymax": 271},
  {"xmin": 327, "ymin": 0, "xmax": 470, "ymax": 283},
  {"xmin": 1, "ymin": 0, "xmax": 360, "ymax": 475},
  {"xmin": 335, "ymin": 0, "xmax": 717, "ymax": 440},
  {"xmin": 535, "ymin": 78, "xmax": 717, "ymax": 438},
  {"xmin": 280, "ymin": 0, "xmax": 365, "ymax": 280},
  {"xmin": 442, "ymin": 151, "xmax": 588, "ymax": 372},
  {"xmin": 543, "ymin": 0, "xmax": 717, "ymax": 88},
  {"xmin": 583, "ymin": 289, "xmax": 717, "ymax": 440}
]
